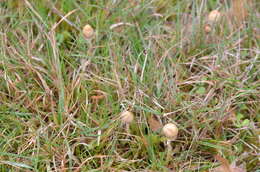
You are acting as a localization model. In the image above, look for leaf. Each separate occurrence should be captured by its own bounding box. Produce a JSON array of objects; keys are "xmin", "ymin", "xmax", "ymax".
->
[
  {"xmin": 0, "ymin": 161, "xmax": 33, "ymax": 169},
  {"xmin": 241, "ymin": 119, "xmax": 250, "ymax": 126},
  {"xmin": 210, "ymin": 155, "xmax": 246, "ymax": 172},
  {"xmin": 148, "ymin": 115, "xmax": 162, "ymax": 132},
  {"xmin": 214, "ymin": 155, "xmax": 232, "ymax": 172},
  {"xmin": 196, "ymin": 87, "xmax": 206, "ymax": 94},
  {"xmin": 198, "ymin": 141, "xmax": 228, "ymax": 150},
  {"xmin": 236, "ymin": 113, "xmax": 244, "ymax": 121}
]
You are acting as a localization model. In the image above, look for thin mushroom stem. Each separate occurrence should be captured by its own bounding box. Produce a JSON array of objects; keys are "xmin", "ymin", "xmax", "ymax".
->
[
  {"xmin": 125, "ymin": 123, "xmax": 130, "ymax": 134},
  {"xmin": 166, "ymin": 139, "xmax": 173, "ymax": 162}
]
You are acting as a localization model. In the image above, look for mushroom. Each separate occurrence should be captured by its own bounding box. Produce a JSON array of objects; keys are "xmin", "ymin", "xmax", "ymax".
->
[
  {"xmin": 82, "ymin": 24, "xmax": 94, "ymax": 39},
  {"xmin": 162, "ymin": 123, "xmax": 179, "ymax": 161},
  {"xmin": 204, "ymin": 24, "xmax": 212, "ymax": 33},
  {"xmin": 162, "ymin": 123, "xmax": 178, "ymax": 140},
  {"xmin": 208, "ymin": 10, "xmax": 221, "ymax": 23},
  {"xmin": 120, "ymin": 111, "xmax": 134, "ymax": 133},
  {"xmin": 82, "ymin": 24, "xmax": 95, "ymax": 55}
]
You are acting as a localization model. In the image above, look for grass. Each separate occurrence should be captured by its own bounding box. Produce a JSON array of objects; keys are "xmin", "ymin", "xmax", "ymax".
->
[{"xmin": 0, "ymin": 0, "xmax": 259, "ymax": 171}]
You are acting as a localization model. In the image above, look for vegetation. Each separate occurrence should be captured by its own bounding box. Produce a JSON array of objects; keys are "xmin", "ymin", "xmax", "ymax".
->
[{"xmin": 0, "ymin": 0, "xmax": 259, "ymax": 171}]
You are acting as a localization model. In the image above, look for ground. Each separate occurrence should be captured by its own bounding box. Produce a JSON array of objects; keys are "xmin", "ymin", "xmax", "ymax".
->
[{"xmin": 0, "ymin": 0, "xmax": 259, "ymax": 171}]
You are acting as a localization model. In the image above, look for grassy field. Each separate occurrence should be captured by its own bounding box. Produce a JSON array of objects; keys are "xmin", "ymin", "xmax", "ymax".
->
[{"xmin": 0, "ymin": 0, "xmax": 259, "ymax": 171}]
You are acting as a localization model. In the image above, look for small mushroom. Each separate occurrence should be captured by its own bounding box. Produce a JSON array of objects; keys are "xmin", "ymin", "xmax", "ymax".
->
[
  {"xmin": 162, "ymin": 123, "xmax": 179, "ymax": 161},
  {"xmin": 120, "ymin": 111, "xmax": 134, "ymax": 133},
  {"xmin": 120, "ymin": 111, "xmax": 134, "ymax": 124},
  {"xmin": 83, "ymin": 24, "xmax": 94, "ymax": 39},
  {"xmin": 162, "ymin": 123, "xmax": 178, "ymax": 141},
  {"xmin": 204, "ymin": 25, "xmax": 212, "ymax": 33},
  {"xmin": 208, "ymin": 10, "xmax": 221, "ymax": 23}
]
